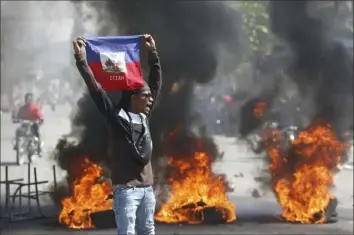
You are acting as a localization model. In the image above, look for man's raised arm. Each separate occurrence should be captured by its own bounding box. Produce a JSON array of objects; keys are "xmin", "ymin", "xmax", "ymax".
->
[
  {"xmin": 143, "ymin": 35, "xmax": 162, "ymax": 104},
  {"xmin": 73, "ymin": 37, "xmax": 115, "ymax": 119}
]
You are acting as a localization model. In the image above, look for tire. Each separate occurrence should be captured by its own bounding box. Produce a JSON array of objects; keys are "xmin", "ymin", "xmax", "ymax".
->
[
  {"xmin": 16, "ymin": 144, "xmax": 21, "ymax": 164},
  {"xmin": 27, "ymin": 140, "xmax": 36, "ymax": 163},
  {"xmin": 17, "ymin": 138, "xmax": 28, "ymax": 165},
  {"xmin": 28, "ymin": 153, "xmax": 33, "ymax": 163}
]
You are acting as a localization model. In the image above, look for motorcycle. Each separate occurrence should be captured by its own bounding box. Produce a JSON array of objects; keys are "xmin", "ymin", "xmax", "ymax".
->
[
  {"xmin": 247, "ymin": 121, "xmax": 299, "ymax": 154},
  {"xmin": 12, "ymin": 120, "xmax": 43, "ymax": 165}
]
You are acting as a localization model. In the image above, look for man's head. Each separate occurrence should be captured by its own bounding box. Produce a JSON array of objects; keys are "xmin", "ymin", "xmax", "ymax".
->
[
  {"xmin": 24, "ymin": 93, "xmax": 34, "ymax": 105},
  {"xmin": 130, "ymin": 82, "xmax": 153, "ymax": 115}
]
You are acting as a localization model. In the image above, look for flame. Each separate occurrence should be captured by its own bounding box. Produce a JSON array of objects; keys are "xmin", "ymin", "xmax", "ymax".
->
[
  {"xmin": 254, "ymin": 103, "xmax": 346, "ymax": 223},
  {"xmin": 59, "ymin": 157, "xmax": 112, "ymax": 229},
  {"xmin": 267, "ymin": 122, "xmax": 345, "ymax": 223},
  {"xmin": 59, "ymin": 134, "xmax": 236, "ymax": 227},
  {"xmin": 155, "ymin": 152, "xmax": 236, "ymax": 224},
  {"xmin": 253, "ymin": 102, "xmax": 268, "ymax": 119},
  {"xmin": 253, "ymin": 99, "xmax": 346, "ymax": 223}
]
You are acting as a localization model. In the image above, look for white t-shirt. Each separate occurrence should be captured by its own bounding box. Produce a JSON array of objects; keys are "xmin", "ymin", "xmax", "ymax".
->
[{"xmin": 118, "ymin": 109, "xmax": 146, "ymax": 124}]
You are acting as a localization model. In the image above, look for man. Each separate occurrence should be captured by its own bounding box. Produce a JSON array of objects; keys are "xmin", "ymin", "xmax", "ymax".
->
[
  {"xmin": 15, "ymin": 92, "xmax": 44, "ymax": 155},
  {"xmin": 73, "ymin": 34, "xmax": 161, "ymax": 235}
]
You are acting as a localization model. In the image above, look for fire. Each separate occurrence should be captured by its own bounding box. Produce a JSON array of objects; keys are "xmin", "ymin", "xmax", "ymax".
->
[
  {"xmin": 253, "ymin": 101, "xmax": 346, "ymax": 223},
  {"xmin": 253, "ymin": 101, "xmax": 268, "ymax": 119},
  {"xmin": 155, "ymin": 152, "xmax": 236, "ymax": 224},
  {"xmin": 266, "ymin": 122, "xmax": 345, "ymax": 223},
  {"xmin": 58, "ymin": 137, "xmax": 235, "ymax": 227},
  {"xmin": 59, "ymin": 157, "xmax": 112, "ymax": 229}
]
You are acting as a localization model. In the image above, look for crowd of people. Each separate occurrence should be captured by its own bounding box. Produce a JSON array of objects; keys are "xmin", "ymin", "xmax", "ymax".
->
[{"xmin": 1, "ymin": 75, "xmax": 79, "ymax": 114}]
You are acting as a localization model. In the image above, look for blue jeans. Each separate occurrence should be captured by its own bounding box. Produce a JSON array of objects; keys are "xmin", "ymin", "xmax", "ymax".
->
[{"xmin": 113, "ymin": 185, "xmax": 156, "ymax": 235}]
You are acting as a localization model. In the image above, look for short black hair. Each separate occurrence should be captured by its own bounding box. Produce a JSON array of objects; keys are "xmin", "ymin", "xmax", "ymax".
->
[{"xmin": 25, "ymin": 92, "xmax": 33, "ymax": 100}]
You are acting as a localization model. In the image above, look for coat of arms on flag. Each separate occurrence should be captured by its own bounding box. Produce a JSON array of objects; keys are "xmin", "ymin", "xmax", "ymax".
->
[
  {"xmin": 100, "ymin": 52, "xmax": 127, "ymax": 74},
  {"xmin": 85, "ymin": 35, "xmax": 145, "ymax": 91}
]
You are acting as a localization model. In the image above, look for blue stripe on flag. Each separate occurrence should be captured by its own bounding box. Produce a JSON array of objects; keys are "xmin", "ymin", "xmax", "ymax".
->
[{"xmin": 85, "ymin": 35, "xmax": 142, "ymax": 63}]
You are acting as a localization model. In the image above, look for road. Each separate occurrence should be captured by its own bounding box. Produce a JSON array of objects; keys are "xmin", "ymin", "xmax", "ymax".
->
[
  {"xmin": 1, "ymin": 104, "xmax": 72, "ymax": 192},
  {"xmin": 1, "ymin": 104, "xmax": 353, "ymax": 234}
]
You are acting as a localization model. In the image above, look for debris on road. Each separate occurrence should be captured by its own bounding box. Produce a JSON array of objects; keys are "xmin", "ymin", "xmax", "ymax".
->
[{"xmin": 252, "ymin": 188, "xmax": 261, "ymax": 198}]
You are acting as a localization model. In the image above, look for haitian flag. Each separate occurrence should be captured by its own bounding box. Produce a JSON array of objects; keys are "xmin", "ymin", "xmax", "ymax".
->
[{"xmin": 85, "ymin": 35, "xmax": 144, "ymax": 91}]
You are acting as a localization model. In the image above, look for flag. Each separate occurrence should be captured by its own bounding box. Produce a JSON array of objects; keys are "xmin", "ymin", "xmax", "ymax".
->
[{"xmin": 85, "ymin": 35, "xmax": 144, "ymax": 91}]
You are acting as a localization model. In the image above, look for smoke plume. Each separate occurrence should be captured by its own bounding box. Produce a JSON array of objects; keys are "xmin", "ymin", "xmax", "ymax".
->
[
  {"xmin": 52, "ymin": 1, "xmax": 245, "ymax": 207},
  {"xmin": 1, "ymin": 1, "xmax": 77, "ymax": 106},
  {"xmin": 240, "ymin": 1, "xmax": 353, "ymax": 137},
  {"xmin": 270, "ymin": 1, "xmax": 353, "ymax": 134},
  {"xmin": 239, "ymin": 1, "xmax": 353, "ymax": 191}
]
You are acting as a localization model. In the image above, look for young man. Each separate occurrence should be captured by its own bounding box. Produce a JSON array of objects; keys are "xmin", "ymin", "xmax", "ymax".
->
[
  {"xmin": 73, "ymin": 34, "xmax": 161, "ymax": 235},
  {"xmin": 15, "ymin": 92, "xmax": 44, "ymax": 155}
]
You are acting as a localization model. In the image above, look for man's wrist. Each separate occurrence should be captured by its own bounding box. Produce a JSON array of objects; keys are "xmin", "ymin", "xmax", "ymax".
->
[
  {"xmin": 148, "ymin": 48, "xmax": 157, "ymax": 55},
  {"xmin": 149, "ymin": 46, "xmax": 156, "ymax": 51},
  {"xmin": 74, "ymin": 52, "xmax": 85, "ymax": 62}
]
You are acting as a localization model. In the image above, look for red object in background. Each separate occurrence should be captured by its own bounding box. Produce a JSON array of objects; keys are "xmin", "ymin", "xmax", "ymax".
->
[
  {"xmin": 224, "ymin": 96, "xmax": 233, "ymax": 103},
  {"xmin": 17, "ymin": 103, "xmax": 43, "ymax": 121}
]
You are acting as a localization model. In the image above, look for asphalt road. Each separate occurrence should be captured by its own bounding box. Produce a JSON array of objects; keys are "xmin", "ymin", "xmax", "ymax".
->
[
  {"xmin": 0, "ymin": 104, "xmax": 72, "ymax": 191},
  {"xmin": 1, "ymin": 104, "xmax": 353, "ymax": 234},
  {"xmin": 1, "ymin": 198, "xmax": 353, "ymax": 235}
]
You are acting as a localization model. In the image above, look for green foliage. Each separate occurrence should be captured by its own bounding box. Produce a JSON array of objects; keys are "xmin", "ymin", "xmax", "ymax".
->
[
  {"xmin": 346, "ymin": 21, "xmax": 353, "ymax": 33},
  {"xmin": 228, "ymin": 1, "xmax": 272, "ymax": 83},
  {"xmin": 231, "ymin": 1, "xmax": 270, "ymax": 53}
]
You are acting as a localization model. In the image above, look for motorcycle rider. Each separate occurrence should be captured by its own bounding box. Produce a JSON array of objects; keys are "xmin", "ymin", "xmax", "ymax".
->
[{"xmin": 14, "ymin": 92, "xmax": 44, "ymax": 155}]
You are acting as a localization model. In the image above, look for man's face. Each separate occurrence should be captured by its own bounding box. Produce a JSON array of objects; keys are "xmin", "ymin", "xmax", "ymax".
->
[
  {"xmin": 132, "ymin": 92, "xmax": 153, "ymax": 115},
  {"xmin": 25, "ymin": 96, "xmax": 33, "ymax": 105}
]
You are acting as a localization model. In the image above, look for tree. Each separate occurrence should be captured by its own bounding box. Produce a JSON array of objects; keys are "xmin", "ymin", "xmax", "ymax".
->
[
  {"xmin": 230, "ymin": 1, "xmax": 271, "ymax": 55},
  {"xmin": 228, "ymin": 1, "xmax": 272, "ymax": 89}
]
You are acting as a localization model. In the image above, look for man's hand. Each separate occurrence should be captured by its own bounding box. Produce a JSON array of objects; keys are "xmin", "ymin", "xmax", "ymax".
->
[
  {"xmin": 73, "ymin": 37, "xmax": 86, "ymax": 54},
  {"xmin": 142, "ymin": 34, "xmax": 156, "ymax": 52}
]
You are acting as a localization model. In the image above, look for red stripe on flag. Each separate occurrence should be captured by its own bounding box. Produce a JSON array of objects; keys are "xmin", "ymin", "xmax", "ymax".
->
[{"xmin": 88, "ymin": 61, "xmax": 144, "ymax": 91}]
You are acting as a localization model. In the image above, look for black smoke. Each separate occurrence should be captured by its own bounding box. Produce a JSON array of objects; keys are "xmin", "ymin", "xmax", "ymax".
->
[
  {"xmin": 239, "ymin": 1, "xmax": 353, "ymax": 192},
  {"xmin": 240, "ymin": 1, "xmax": 353, "ymax": 138},
  {"xmin": 269, "ymin": 1, "xmax": 353, "ymax": 135},
  {"xmin": 52, "ymin": 1, "xmax": 245, "ymax": 208},
  {"xmin": 104, "ymin": 1, "xmax": 244, "ymax": 162}
]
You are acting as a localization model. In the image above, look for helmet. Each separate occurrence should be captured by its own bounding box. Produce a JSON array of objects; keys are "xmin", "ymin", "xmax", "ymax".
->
[
  {"xmin": 24, "ymin": 92, "xmax": 34, "ymax": 103},
  {"xmin": 25, "ymin": 92, "xmax": 33, "ymax": 100}
]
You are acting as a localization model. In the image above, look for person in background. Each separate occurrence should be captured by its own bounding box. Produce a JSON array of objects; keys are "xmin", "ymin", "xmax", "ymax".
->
[
  {"xmin": 73, "ymin": 34, "xmax": 161, "ymax": 235},
  {"xmin": 14, "ymin": 92, "xmax": 44, "ymax": 155}
]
